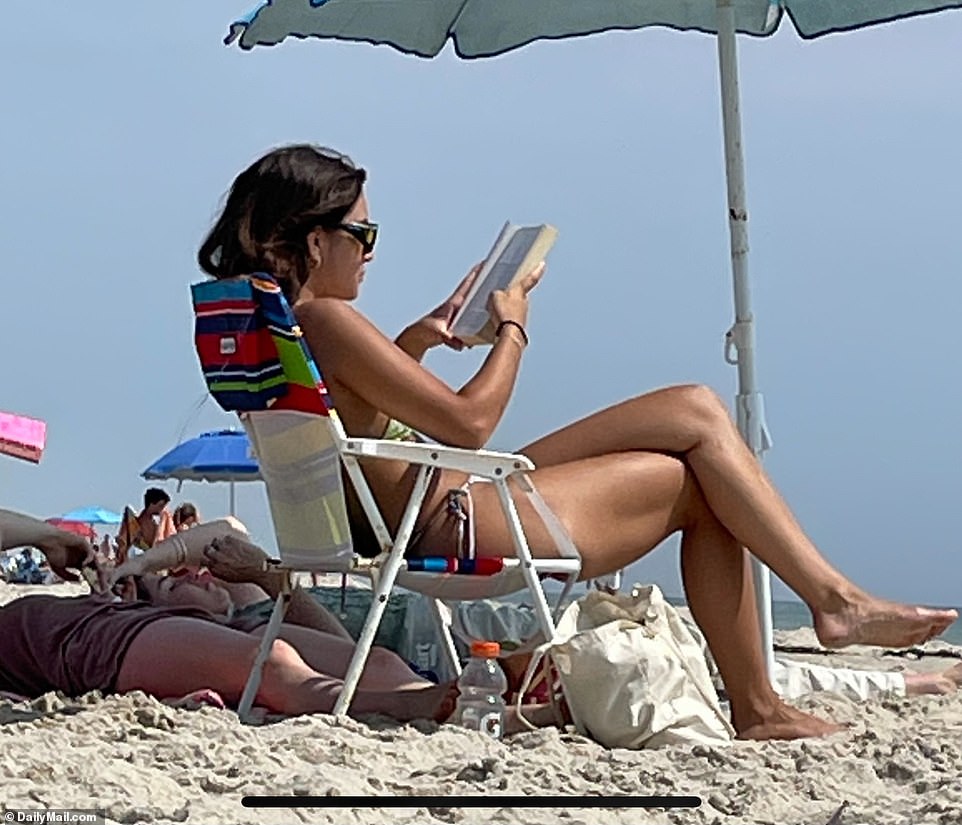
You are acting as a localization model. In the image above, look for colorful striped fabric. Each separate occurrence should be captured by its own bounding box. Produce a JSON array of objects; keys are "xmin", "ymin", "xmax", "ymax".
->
[{"xmin": 191, "ymin": 274, "xmax": 333, "ymax": 416}]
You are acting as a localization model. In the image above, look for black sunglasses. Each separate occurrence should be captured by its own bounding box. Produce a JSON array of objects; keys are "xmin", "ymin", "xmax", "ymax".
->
[{"xmin": 337, "ymin": 221, "xmax": 378, "ymax": 255}]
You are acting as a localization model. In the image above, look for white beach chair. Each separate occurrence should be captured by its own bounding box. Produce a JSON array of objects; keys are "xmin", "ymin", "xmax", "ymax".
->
[{"xmin": 192, "ymin": 274, "xmax": 581, "ymax": 721}]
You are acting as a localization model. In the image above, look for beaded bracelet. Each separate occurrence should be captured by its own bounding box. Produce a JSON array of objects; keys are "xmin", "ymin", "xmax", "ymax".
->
[
  {"xmin": 495, "ymin": 319, "xmax": 529, "ymax": 347},
  {"xmin": 171, "ymin": 534, "xmax": 188, "ymax": 567}
]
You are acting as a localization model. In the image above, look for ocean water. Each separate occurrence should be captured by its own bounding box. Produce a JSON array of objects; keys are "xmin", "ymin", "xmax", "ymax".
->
[
  {"xmin": 518, "ymin": 587, "xmax": 962, "ymax": 647},
  {"xmin": 676, "ymin": 597, "xmax": 962, "ymax": 647}
]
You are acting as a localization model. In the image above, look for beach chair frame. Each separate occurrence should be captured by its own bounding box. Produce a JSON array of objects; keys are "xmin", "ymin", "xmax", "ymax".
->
[{"xmin": 192, "ymin": 275, "xmax": 581, "ymax": 722}]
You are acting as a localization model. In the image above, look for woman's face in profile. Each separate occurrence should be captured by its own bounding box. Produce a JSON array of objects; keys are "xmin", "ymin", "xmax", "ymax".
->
[
  {"xmin": 140, "ymin": 570, "xmax": 233, "ymax": 616},
  {"xmin": 307, "ymin": 192, "xmax": 374, "ymax": 301}
]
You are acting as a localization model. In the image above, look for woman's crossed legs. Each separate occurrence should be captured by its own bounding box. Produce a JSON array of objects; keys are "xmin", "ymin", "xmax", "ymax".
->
[{"xmin": 423, "ymin": 384, "xmax": 956, "ymax": 739}]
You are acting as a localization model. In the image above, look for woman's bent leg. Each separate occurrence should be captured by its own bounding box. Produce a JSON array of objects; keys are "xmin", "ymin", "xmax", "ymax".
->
[
  {"xmin": 466, "ymin": 456, "xmax": 843, "ymax": 740},
  {"xmin": 464, "ymin": 451, "xmax": 691, "ymax": 581},
  {"xmin": 678, "ymin": 484, "xmax": 840, "ymax": 739},
  {"xmin": 519, "ymin": 385, "xmax": 956, "ymax": 647}
]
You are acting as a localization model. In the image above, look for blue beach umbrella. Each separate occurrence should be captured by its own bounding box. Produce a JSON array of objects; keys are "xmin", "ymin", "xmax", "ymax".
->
[
  {"xmin": 141, "ymin": 429, "xmax": 261, "ymax": 516},
  {"xmin": 223, "ymin": 0, "xmax": 962, "ymax": 674},
  {"xmin": 58, "ymin": 506, "xmax": 123, "ymax": 525}
]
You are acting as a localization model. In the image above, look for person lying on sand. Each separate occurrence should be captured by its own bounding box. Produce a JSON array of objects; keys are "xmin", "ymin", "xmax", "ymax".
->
[
  {"xmin": 110, "ymin": 523, "xmax": 564, "ymax": 722},
  {"xmin": 0, "ymin": 508, "xmax": 558, "ymax": 729},
  {"xmin": 0, "ymin": 508, "xmax": 455, "ymax": 722}
]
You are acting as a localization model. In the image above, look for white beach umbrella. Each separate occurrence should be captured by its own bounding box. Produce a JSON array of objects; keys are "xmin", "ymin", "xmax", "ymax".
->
[{"xmin": 223, "ymin": 0, "xmax": 962, "ymax": 673}]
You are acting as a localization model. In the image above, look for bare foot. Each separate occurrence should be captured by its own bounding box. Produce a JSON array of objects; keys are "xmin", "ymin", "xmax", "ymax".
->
[
  {"xmin": 904, "ymin": 662, "xmax": 962, "ymax": 697},
  {"xmin": 814, "ymin": 594, "xmax": 957, "ymax": 650},
  {"xmin": 734, "ymin": 700, "xmax": 845, "ymax": 741},
  {"xmin": 163, "ymin": 688, "xmax": 227, "ymax": 710},
  {"xmin": 371, "ymin": 681, "xmax": 459, "ymax": 723}
]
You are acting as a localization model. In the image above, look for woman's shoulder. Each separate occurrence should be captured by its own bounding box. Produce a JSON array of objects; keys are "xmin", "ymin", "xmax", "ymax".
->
[
  {"xmin": 295, "ymin": 296, "xmax": 360, "ymax": 324},
  {"xmin": 295, "ymin": 298, "xmax": 383, "ymax": 342}
]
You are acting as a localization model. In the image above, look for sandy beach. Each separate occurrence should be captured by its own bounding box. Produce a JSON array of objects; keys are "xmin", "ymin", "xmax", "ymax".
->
[{"xmin": 2, "ymin": 581, "xmax": 961, "ymax": 825}]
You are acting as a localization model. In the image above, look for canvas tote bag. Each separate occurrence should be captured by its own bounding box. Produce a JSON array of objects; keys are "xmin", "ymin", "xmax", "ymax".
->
[{"xmin": 519, "ymin": 585, "xmax": 735, "ymax": 749}]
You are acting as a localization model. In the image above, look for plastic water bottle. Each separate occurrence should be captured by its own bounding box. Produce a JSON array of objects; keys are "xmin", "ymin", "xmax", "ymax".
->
[{"xmin": 455, "ymin": 641, "xmax": 508, "ymax": 740}]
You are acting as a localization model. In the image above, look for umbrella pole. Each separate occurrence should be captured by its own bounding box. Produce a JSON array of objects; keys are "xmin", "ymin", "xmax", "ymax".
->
[
  {"xmin": 229, "ymin": 481, "xmax": 236, "ymax": 517},
  {"xmin": 715, "ymin": 0, "xmax": 775, "ymax": 677}
]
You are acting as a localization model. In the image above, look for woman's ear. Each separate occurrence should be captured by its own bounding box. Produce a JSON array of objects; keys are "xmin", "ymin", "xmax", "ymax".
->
[{"xmin": 306, "ymin": 227, "xmax": 326, "ymax": 271}]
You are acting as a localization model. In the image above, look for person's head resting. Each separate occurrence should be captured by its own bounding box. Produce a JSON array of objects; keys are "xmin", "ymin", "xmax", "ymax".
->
[
  {"xmin": 172, "ymin": 502, "xmax": 200, "ymax": 531},
  {"xmin": 143, "ymin": 487, "xmax": 171, "ymax": 517},
  {"xmin": 129, "ymin": 570, "xmax": 233, "ymax": 619},
  {"xmin": 198, "ymin": 144, "xmax": 373, "ymax": 305}
]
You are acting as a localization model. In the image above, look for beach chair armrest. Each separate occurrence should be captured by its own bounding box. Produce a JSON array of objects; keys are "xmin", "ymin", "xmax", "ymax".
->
[{"xmin": 342, "ymin": 438, "xmax": 534, "ymax": 478}]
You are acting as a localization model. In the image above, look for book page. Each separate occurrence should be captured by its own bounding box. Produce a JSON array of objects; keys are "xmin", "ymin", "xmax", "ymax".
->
[{"xmin": 451, "ymin": 223, "xmax": 556, "ymax": 344}]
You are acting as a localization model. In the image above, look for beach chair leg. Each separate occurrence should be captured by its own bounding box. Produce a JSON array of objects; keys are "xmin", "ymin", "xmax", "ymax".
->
[
  {"xmin": 429, "ymin": 598, "xmax": 462, "ymax": 679},
  {"xmin": 332, "ymin": 564, "xmax": 400, "ymax": 717},
  {"xmin": 238, "ymin": 575, "xmax": 292, "ymax": 724},
  {"xmin": 333, "ymin": 465, "xmax": 432, "ymax": 717}
]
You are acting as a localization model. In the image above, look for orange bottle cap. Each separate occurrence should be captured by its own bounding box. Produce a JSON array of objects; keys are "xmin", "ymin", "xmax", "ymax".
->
[{"xmin": 470, "ymin": 640, "xmax": 501, "ymax": 658}]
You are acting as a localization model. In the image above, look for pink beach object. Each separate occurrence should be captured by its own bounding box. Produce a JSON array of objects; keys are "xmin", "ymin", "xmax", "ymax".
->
[{"xmin": 0, "ymin": 411, "xmax": 46, "ymax": 463}]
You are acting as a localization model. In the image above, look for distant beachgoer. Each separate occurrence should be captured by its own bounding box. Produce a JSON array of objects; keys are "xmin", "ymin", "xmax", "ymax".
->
[
  {"xmin": 116, "ymin": 488, "xmax": 175, "ymax": 565},
  {"xmin": 195, "ymin": 144, "xmax": 957, "ymax": 740},
  {"xmin": 172, "ymin": 502, "xmax": 200, "ymax": 531}
]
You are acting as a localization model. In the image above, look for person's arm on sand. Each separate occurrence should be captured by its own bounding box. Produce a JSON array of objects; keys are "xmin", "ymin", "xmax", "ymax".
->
[
  {"xmin": 203, "ymin": 535, "xmax": 353, "ymax": 640},
  {"xmin": 0, "ymin": 507, "xmax": 95, "ymax": 582},
  {"xmin": 110, "ymin": 517, "xmax": 251, "ymax": 580}
]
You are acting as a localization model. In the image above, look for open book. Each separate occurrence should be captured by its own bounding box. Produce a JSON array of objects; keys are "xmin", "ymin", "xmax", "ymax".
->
[{"xmin": 450, "ymin": 222, "xmax": 558, "ymax": 347}]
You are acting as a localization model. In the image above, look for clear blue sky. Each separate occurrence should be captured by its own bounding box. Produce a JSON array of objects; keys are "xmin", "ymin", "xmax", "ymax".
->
[{"xmin": 2, "ymin": 3, "xmax": 959, "ymax": 606}]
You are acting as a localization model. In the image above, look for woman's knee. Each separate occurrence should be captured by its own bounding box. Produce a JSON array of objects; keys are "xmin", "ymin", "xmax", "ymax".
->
[
  {"xmin": 257, "ymin": 637, "xmax": 311, "ymax": 711},
  {"xmin": 364, "ymin": 646, "xmax": 404, "ymax": 672},
  {"xmin": 666, "ymin": 384, "xmax": 733, "ymax": 439}
]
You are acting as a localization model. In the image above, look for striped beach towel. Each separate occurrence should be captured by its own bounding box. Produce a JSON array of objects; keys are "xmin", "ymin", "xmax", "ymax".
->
[{"xmin": 191, "ymin": 274, "xmax": 332, "ymax": 416}]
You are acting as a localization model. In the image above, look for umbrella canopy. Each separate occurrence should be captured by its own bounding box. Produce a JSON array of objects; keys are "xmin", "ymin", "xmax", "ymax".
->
[
  {"xmin": 142, "ymin": 429, "xmax": 261, "ymax": 516},
  {"xmin": 227, "ymin": 0, "xmax": 962, "ymax": 56},
  {"xmin": 58, "ymin": 506, "xmax": 123, "ymax": 525},
  {"xmin": 44, "ymin": 518, "xmax": 96, "ymax": 540},
  {"xmin": 142, "ymin": 429, "xmax": 260, "ymax": 483},
  {"xmin": 222, "ymin": 0, "xmax": 962, "ymax": 673}
]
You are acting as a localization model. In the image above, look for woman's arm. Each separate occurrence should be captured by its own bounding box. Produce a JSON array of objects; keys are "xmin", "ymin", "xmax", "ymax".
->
[
  {"xmin": 0, "ymin": 508, "xmax": 62, "ymax": 552},
  {"xmin": 202, "ymin": 535, "xmax": 353, "ymax": 640},
  {"xmin": 110, "ymin": 517, "xmax": 251, "ymax": 580},
  {"xmin": 156, "ymin": 510, "xmax": 177, "ymax": 544},
  {"xmin": 0, "ymin": 508, "xmax": 94, "ymax": 581},
  {"xmin": 298, "ymin": 263, "xmax": 542, "ymax": 449},
  {"xmin": 394, "ymin": 264, "xmax": 481, "ymax": 363}
]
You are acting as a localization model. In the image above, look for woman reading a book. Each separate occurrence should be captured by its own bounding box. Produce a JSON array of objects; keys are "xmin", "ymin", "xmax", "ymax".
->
[{"xmin": 197, "ymin": 144, "xmax": 956, "ymax": 741}]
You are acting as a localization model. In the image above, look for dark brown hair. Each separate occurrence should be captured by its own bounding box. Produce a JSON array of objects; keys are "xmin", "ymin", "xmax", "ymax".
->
[
  {"xmin": 144, "ymin": 487, "xmax": 170, "ymax": 508},
  {"xmin": 198, "ymin": 144, "xmax": 367, "ymax": 302},
  {"xmin": 172, "ymin": 502, "xmax": 198, "ymax": 528}
]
